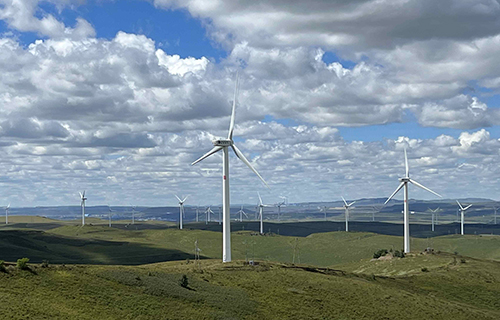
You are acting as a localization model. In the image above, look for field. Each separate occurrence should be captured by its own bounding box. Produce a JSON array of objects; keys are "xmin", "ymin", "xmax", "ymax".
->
[{"xmin": 1, "ymin": 217, "xmax": 500, "ymax": 319}]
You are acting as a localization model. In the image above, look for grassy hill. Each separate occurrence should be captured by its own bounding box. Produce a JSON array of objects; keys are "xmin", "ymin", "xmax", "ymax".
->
[
  {"xmin": 2, "ymin": 223, "xmax": 500, "ymax": 266},
  {"xmin": 1, "ymin": 253, "xmax": 500, "ymax": 319}
]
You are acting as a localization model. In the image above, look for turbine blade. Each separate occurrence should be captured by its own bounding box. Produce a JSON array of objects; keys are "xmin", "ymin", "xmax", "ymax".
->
[
  {"xmin": 175, "ymin": 195, "xmax": 182, "ymax": 202},
  {"xmin": 191, "ymin": 146, "xmax": 223, "ymax": 166},
  {"xmin": 83, "ymin": 190, "xmax": 85, "ymax": 197},
  {"xmin": 258, "ymin": 192, "xmax": 263, "ymax": 205},
  {"xmin": 182, "ymin": 195, "xmax": 189, "ymax": 202},
  {"xmin": 348, "ymin": 201, "xmax": 356, "ymax": 207},
  {"xmin": 456, "ymin": 200, "xmax": 464, "ymax": 210},
  {"xmin": 404, "ymin": 148, "xmax": 409, "ymax": 177},
  {"xmin": 232, "ymin": 144, "xmax": 268, "ymax": 188},
  {"xmin": 464, "ymin": 204, "xmax": 472, "ymax": 211},
  {"xmin": 384, "ymin": 181, "xmax": 405, "ymax": 205},
  {"xmin": 228, "ymin": 73, "xmax": 239, "ymax": 140},
  {"xmin": 79, "ymin": 192, "xmax": 83, "ymax": 198},
  {"xmin": 410, "ymin": 179, "xmax": 442, "ymax": 198},
  {"xmin": 341, "ymin": 196, "xmax": 348, "ymax": 206}
]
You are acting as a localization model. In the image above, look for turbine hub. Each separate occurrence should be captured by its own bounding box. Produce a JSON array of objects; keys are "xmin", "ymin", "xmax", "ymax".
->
[
  {"xmin": 399, "ymin": 177, "xmax": 410, "ymax": 182},
  {"xmin": 213, "ymin": 139, "xmax": 233, "ymax": 147}
]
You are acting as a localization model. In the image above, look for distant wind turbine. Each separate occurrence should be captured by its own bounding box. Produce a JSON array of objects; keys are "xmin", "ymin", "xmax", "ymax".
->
[
  {"xmin": 205, "ymin": 206, "xmax": 214, "ymax": 224},
  {"xmin": 79, "ymin": 191, "xmax": 87, "ymax": 226},
  {"xmin": 342, "ymin": 196, "xmax": 355, "ymax": 232},
  {"xmin": 175, "ymin": 195, "xmax": 188, "ymax": 230},
  {"xmin": 107, "ymin": 205, "xmax": 113, "ymax": 228},
  {"xmin": 493, "ymin": 206, "xmax": 499, "ymax": 225},
  {"xmin": 191, "ymin": 75, "xmax": 268, "ymax": 263},
  {"xmin": 4, "ymin": 203, "xmax": 10, "ymax": 225},
  {"xmin": 257, "ymin": 192, "xmax": 272, "ymax": 234},
  {"xmin": 237, "ymin": 206, "xmax": 248, "ymax": 222},
  {"xmin": 456, "ymin": 200, "xmax": 472, "ymax": 235},
  {"xmin": 428, "ymin": 207, "xmax": 440, "ymax": 232},
  {"xmin": 276, "ymin": 198, "xmax": 286, "ymax": 222},
  {"xmin": 384, "ymin": 148, "xmax": 441, "ymax": 253},
  {"xmin": 318, "ymin": 206, "xmax": 328, "ymax": 221}
]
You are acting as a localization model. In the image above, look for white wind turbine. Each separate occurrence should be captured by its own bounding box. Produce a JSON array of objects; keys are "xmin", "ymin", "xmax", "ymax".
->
[
  {"xmin": 428, "ymin": 207, "xmax": 440, "ymax": 232},
  {"xmin": 237, "ymin": 205, "xmax": 248, "ymax": 222},
  {"xmin": 276, "ymin": 199, "xmax": 286, "ymax": 222},
  {"xmin": 107, "ymin": 205, "xmax": 113, "ymax": 228},
  {"xmin": 191, "ymin": 76, "xmax": 268, "ymax": 263},
  {"xmin": 175, "ymin": 195, "xmax": 188, "ymax": 230},
  {"xmin": 456, "ymin": 200, "xmax": 472, "ymax": 235},
  {"xmin": 257, "ymin": 192, "xmax": 272, "ymax": 234},
  {"xmin": 130, "ymin": 205, "xmax": 136, "ymax": 225},
  {"xmin": 4, "ymin": 203, "xmax": 10, "ymax": 225},
  {"xmin": 341, "ymin": 197, "xmax": 355, "ymax": 232},
  {"xmin": 492, "ymin": 206, "xmax": 499, "ymax": 225},
  {"xmin": 79, "ymin": 191, "xmax": 87, "ymax": 226},
  {"xmin": 384, "ymin": 148, "xmax": 442, "ymax": 253},
  {"xmin": 205, "ymin": 206, "xmax": 214, "ymax": 224},
  {"xmin": 318, "ymin": 206, "xmax": 328, "ymax": 221}
]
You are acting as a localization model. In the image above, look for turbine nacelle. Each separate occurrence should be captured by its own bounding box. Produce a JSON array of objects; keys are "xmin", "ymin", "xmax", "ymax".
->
[{"xmin": 213, "ymin": 139, "xmax": 233, "ymax": 147}]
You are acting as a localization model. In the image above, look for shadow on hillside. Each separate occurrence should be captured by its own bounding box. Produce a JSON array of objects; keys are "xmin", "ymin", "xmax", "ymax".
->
[
  {"xmin": 0, "ymin": 222, "xmax": 66, "ymax": 231},
  {"xmin": 185, "ymin": 221, "xmax": 500, "ymax": 238},
  {"xmin": 0, "ymin": 230, "xmax": 200, "ymax": 265}
]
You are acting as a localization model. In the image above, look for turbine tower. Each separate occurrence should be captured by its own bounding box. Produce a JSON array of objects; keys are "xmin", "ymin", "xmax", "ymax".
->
[
  {"xmin": 191, "ymin": 75, "xmax": 268, "ymax": 263},
  {"xmin": 456, "ymin": 200, "xmax": 472, "ymax": 235},
  {"xmin": 130, "ymin": 205, "xmax": 136, "ymax": 225},
  {"xmin": 79, "ymin": 191, "xmax": 87, "ymax": 226},
  {"xmin": 384, "ymin": 148, "xmax": 441, "ymax": 253},
  {"xmin": 342, "ymin": 197, "xmax": 355, "ymax": 232},
  {"xmin": 175, "ymin": 195, "xmax": 188, "ymax": 230},
  {"xmin": 4, "ymin": 203, "xmax": 10, "ymax": 225},
  {"xmin": 319, "ymin": 206, "xmax": 328, "ymax": 221}
]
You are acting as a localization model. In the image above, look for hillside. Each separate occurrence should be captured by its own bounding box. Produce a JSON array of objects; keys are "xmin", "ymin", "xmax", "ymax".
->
[{"xmin": 1, "ymin": 254, "xmax": 499, "ymax": 319}]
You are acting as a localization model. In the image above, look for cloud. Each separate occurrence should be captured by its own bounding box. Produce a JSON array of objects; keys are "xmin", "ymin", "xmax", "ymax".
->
[{"xmin": 0, "ymin": 0, "xmax": 95, "ymax": 39}]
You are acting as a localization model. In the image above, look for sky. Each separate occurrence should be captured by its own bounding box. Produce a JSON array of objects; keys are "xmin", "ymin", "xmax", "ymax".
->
[{"xmin": 1, "ymin": 0, "xmax": 500, "ymax": 207}]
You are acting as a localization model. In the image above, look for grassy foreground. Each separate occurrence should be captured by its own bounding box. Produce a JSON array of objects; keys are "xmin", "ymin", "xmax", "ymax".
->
[{"xmin": 1, "ymin": 253, "xmax": 500, "ymax": 320}]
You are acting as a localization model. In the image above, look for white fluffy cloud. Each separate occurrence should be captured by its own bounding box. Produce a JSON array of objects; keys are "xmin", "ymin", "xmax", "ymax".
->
[{"xmin": 0, "ymin": 1, "xmax": 500, "ymax": 205}]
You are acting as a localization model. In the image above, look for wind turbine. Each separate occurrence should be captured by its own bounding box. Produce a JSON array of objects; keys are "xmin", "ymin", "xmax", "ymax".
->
[
  {"xmin": 276, "ymin": 199, "xmax": 286, "ymax": 222},
  {"xmin": 205, "ymin": 206, "xmax": 214, "ymax": 224},
  {"xmin": 191, "ymin": 75, "xmax": 268, "ymax": 263},
  {"xmin": 237, "ymin": 206, "xmax": 248, "ymax": 222},
  {"xmin": 175, "ymin": 195, "xmax": 188, "ymax": 230},
  {"xmin": 130, "ymin": 205, "xmax": 136, "ymax": 225},
  {"xmin": 257, "ymin": 192, "xmax": 272, "ymax": 234},
  {"xmin": 428, "ymin": 207, "xmax": 440, "ymax": 232},
  {"xmin": 107, "ymin": 205, "xmax": 113, "ymax": 228},
  {"xmin": 456, "ymin": 200, "xmax": 472, "ymax": 235},
  {"xmin": 195, "ymin": 206, "xmax": 200, "ymax": 222},
  {"xmin": 4, "ymin": 203, "xmax": 10, "ymax": 225},
  {"xmin": 79, "ymin": 191, "xmax": 87, "ymax": 226},
  {"xmin": 342, "ymin": 197, "xmax": 355, "ymax": 232},
  {"xmin": 384, "ymin": 148, "xmax": 441, "ymax": 253},
  {"xmin": 318, "ymin": 206, "xmax": 328, "ymax": 221},
  {"xmin": 493, "ymin": 206, "xmax": 499, "ymax": 225}
]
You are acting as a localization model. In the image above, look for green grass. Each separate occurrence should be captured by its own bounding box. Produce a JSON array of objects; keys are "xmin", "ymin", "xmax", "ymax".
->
[{"xmin": 1, "ymin": 255, "xmax": 500, "ymax": 319}]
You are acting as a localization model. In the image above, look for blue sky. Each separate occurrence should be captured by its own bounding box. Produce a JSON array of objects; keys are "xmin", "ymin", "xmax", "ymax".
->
[{"xmin": 0, "ymin": 0, "xmax": 500, "ymax": 206}]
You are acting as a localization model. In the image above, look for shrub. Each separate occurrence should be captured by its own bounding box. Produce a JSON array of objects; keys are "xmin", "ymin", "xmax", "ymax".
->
[
  {"xmin": 179, "ymin": 274, "xmax": 189, "ymax": 288},
  {"xmin": 460, "ymin": 258, "xmax": 466, "ymax": 264},
  {"xmin": 0, "ymin": 260, "xmax": 5, "ymax": 272},
  {"xmin": 17, "ymin": 258, "xmax": 30, "ymax": 270},
  {"xmin": 421, "ymin": 267, "xmax": 429, "ymax": 272},
  {"xmin": 393, "ymin": 250, "xmax": 406, "ymax": 258},
  {"xmin": 373, "ymin": 249, "xmax": 388, "ymax": 259},
  {"xmin": 41, "ymin": 260, "xmax": 49, "ymax": 268}
]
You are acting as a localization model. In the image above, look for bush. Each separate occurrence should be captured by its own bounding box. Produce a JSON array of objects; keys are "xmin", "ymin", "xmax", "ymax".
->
[
  {"xmin": 421, "ymin": 267, "xmax": 429, "ymax": 272},
  {"xmin": 393, "ymin": 250, "xmax": 406, "ymax": 258},
  {"xmin": 460, "ymin": 258, "xmax": 466, "ymax": 264},
  {"xmin": 373, "ymin": 249, "xmax": 388, "ymax": 259},
  {"xmin": 0, "ymin": 260, "xmax": 5, "ymax": 272},
  {"xmin": 17, "ymin": 258, "xmax": 30, "ymax": 270},
  {"xmin": 179, "ymin": 274, "xmax": 189, "ymax": 288},
  {"xmin": 41, "ymin": 260, "xmax": 49, "ymax": 268}
]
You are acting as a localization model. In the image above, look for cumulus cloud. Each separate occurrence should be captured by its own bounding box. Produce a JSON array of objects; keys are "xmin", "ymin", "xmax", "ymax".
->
[{"xmin": 0, "ymin": 0, "xmax": 95, "ymax": 39}]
